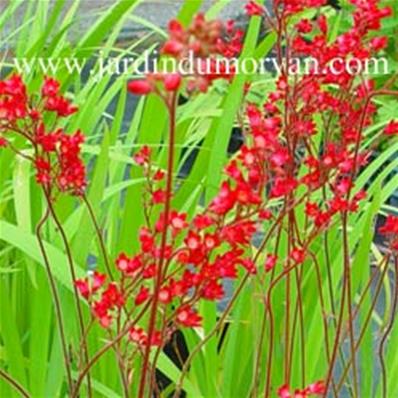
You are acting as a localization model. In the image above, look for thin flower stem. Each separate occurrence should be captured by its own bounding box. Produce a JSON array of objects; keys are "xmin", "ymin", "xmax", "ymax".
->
[
  {"xmin": 342, "ymin": 213, "xmax": 359, "ymax": 396},
  {"xmin": 289, "ymin": 266, "xmax": 305, "ymax": 387},
  {"xmin": 324, "ymin": 218, "xmax": 352, "ymax": 396},
  {"xmin": 72, "ymin": 304, "xmax": 150, "ymax": 397},
  {"xmin": 82, "ymin": 194, "xmax": 114, "ymax": 280},
  {"xmin": 149, "ymin": 309, "xmax": 168, "ymax": 393},
  {"xmin": 324, "ymin": 234, "xmax": 353, "ymax": 398},
  {"xmin": 0, "ymin": 369, "xmax": 31, "ymax": 398},
  {"xmin": 6, "ymin": 142, "xmax": 34, "ymax": 162},
  {"xmin": 36, "ymin": 206, "xmax": 73, "ymax": 393},
  {"xmin": 309, "ymin": 251, "xmax": 339, "ymax": 397},
  {"xmin": 137, "ymin": 92, "xmax": 178, "ymax": 398},
  {"xmin": 106, "ymin": 329, "xmax": 130, "ymax": 398},
  {"xmin": 43, "ymin": 191, "xmax": 92, "ymax": 398},
  {"xmin": 264, "ymin": 275, "xmax": 276, "ymax": 398},
  {"xmin": 325, "ymin": 89, "xmax": 375, "ymax": 397},
  {"xmin": 285, "ymin": 209, "xmax": 294, "ymax": 385},
  {"xmin": 335, "ymin": 255, "xmax": 391, "ymax": 393},
  {"xmin": 251, "ymin": 217, "xmax": 284, "ymax": 397},
  {"xmin": 263, "ymin": 225, "xmax": 330, "ymax": 397},
  {"xmin": 172, "ymin": 272, "xmax": 250, "ymax": 398},
  {"xmin": 378, "ymin": 255, "xmax": 397, "ymax": 398},
  {"xmin": 264, "ymin": 261, "xmax": 305, "ymax": 398}
]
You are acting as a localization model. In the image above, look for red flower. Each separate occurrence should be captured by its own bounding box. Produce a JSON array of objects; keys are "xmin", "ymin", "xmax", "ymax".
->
[
  {"xmin": 379, "ymin": 215, "xmax": 398, "ymax": 235},
  {"xmin": 148, "ymin": 330, "xmax": 163, "ymax": 347},
  {"xmin": 317, "ymin": 14, "xmax": 328, "ymax": 35},
  {"xmin": 185, "ymin": 231, "xmax": 201, "ymax": 251},
  {"xmin": 209, "ymin": 181, "xmax": 237, "ymax": 215},
  {"xmin": 335, "ymin": 178, "xmax": 353, "ymax": 195},
  {"xmin": 162, "ymin": 39, "xmax": 184, "ymax": 57},
  {"xmin": 139, "ymin": 227, "xmax": 155, "ymax": 252},
  {"xmin": 176, "ymin": 306, "xmax": 202, "ymax": 328},
  {"xmin": 296, "ymin": 19, "xmax": 313, "ymax": 34},
  {"xmin": 75, "ymin": 279, "xmax": 90, "ymax": 299},
  {"xmin": 152, "ymin": 189, "xmax": 167, "ymax": 204},
  {"xmin": 143, "ymin": 263, "xmax": 157, "ymax": 279},
  {"xmin": 370, "ymin": 36, "xmax": 388, "ymax": 52},
  {"xmin": 158, "ymin": 287, "xmax": 172, "ymax": 304},
  {"xmin": 92, "ymin": 272, "xmax": 106, "ymax": 291},
  {"xmin": 92, "ymin": 301, "xmax": 112, "ymax": 328},
  {"xmin": 35, "ymin": 157, "xmax": 52, "ymax": 186},
  {"xmin": 41, "ymin": 76, "xmax": 60, "ymax": 97},
  {"xmin": 168, "ymin": 19, "xmax": 184, "ymax": 37},
  {"xmin": 384, "ymin": 120, "xmax": 398, "ymax": 135},
  {"xmin": 129, "ymin": 327, "xmax": 147, "ymax": 345},
  {"xmin": 245, "ymin": 1, "xmax": 264, "ymax": 16},
  {"xmin": 265, "ymin": 254, "xmax": 277, "ymax": 272},
  {"xmin": 203, "ymin": 233, "xmax": 219, "ymax": 250},
  {"xmin": 0, "ymin": 74, "xmax": 26, "ymax": 98},
  {"xmin": 44, "ymin": 95, "xmax": 78, "ymax": 117},
  {"xmin": 36, "ymin": 124, "xmax": 61, "ymax": 152},
  {"xmin": 98, "ymin": 283, "xmax": 124, "ymax": 312},
  {"xmin": 193, "ymin": 214, "xmax": 214, "ymax": 229},
  {"xmin": 153, "ymin": 169, "xmax": 165, "ymax": 180},
  {"xmin": 57, "ymin": 130, "xmax": 86, "ymax": 194},
  {"xmin": 278, "ymin": 380, "xmax": 326, "ymax": 397},
  {"xmin": 116, "ymin": 252, "xmax": 130, "ymax": 272},
  {"xmin": 201, "ymin": 280, "xmax": 224, "ymax": 300},
  {"xmin": 133, "ymin": 145, "xmax": 151, "ymax": 165},
  {"xmin": 290, "ymin": 248, "xmax": 306, "ymax": 264},
  {"xmin": 305, "ymin": 380, "xmax": 326, "ymax": 395},
  {"xmin": 75, "ymin": 271, "xmax": 106, "ymax": 300},
  {"xmin": 157, "ymin": 13, "xmax": 242, "ymax": 93},
  {"xmin": 240, "ymin": 258, "xmax": 257, "ymax": 274},
  {"xmin": 135, "ymin": 286, "xmax": 150, "ymax": 306},
  {"xmin": 259, "ymin": 209, "xmax": 272, "ymax": 220},
  {"xmin": 170, "ymin": 211, "xmax": 188, "ymax": 233},
  {"xmin": 278, "ymin": 384, "xmax": 291, "ymax": 398},
  {"xmin": 270, "ymin": 147, "xmax": 290, "ymax": 167},
  {"xmin": 270, "ymin": 177, "xmax": 298, "ymax": 198}
]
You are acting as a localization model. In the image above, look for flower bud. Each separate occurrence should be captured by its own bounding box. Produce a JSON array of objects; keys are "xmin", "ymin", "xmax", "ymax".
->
[
  {"xmin": 163, "ymin": 73, "xmax": 182, "ymax": 92},
  {"xmin": 162, "ymin": 40, "xmax": 184, "ymax": 56},
  {"xmin": 127, "ymin": 79, "xmax": 152, "ymax": 95}
]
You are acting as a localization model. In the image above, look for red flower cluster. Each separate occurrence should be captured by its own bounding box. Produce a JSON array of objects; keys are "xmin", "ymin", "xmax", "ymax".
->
[
  {"xmin": 237, "ymin": 0, "xmax": 392, "ymax": 237},
  {"xmin": 100, "ymin": 1, "xmax": 397, "ymax": 356},
  {"xmin": 245, "ymin": 1, "xmax": 264, "ymax": 16},
  {"xmin": 42, "ymin": 77, "xmax": 78, "ymax": 117},
  {"xmin": 245, "ymin": 0, "xmax": 328, "ymax": 17},
  {"xmin": 75, "ymin": 271, "xmax": 106, "ymax": 299},
  {"xmin": 278, "ymin": 380, "xmax": 325, "ymax": 398},
  {"xmin": 0, "ymin": 74, "xmax": 27, "ymax": 120},
  {"xmin": 384, "ymin": 120, "xmax": 398, "ymax": 135},
  {"xmin": 92, "ymin": 283, "xmax": 125, "ymax": 328},
  {"xmin": 76, "ymin": 272, "xmax": 124, "ymax": 328},
  {"xmin": 291, "ymin": 0, "xmax": 391, "ymax": 82},
  {"xmin": 128, "ymin": 13, "xmax": 243, "ymax": 96},
  {"xmin": 0, "ymin": 75, "xmax": 85, "ymax": 195},
  {"xmin": 128, "ymin": 73, "xmax": 182, "ymax": 96},
  {"xmin": 129, "ymin": 327, "xmax": 162, "ymax": 347},
  {"xmin": 379, "ymin": 215, "xmax": 398, "ymax": 251}
]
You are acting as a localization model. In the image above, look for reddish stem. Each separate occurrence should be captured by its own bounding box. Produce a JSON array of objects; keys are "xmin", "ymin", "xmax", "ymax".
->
[
  {"xmin": 36, "ymin": 205, "xmax": 73, "ymax": 393},
  {"xmin": 137, "ymin": 92, "xmax": 177, "ymax": 398},
  {"xmin": 44, "ymin": 191, "xmax": 92, "ymax": 397},
  {"xmin": 0, "ymin": 369, "xmax": 30, "ymax": 398}
]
